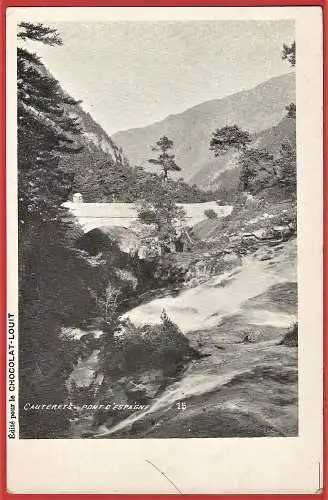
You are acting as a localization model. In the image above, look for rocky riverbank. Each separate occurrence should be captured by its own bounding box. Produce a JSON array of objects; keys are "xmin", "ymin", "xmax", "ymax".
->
[{"xmin": 66, "ymin": 233, "xmax": 297, "ymax": 439}]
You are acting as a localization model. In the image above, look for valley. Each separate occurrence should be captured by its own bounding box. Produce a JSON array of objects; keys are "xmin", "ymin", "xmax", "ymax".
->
[{"xmin": 113, "ymin": 72, "xmax": 295, "ymax": 188}]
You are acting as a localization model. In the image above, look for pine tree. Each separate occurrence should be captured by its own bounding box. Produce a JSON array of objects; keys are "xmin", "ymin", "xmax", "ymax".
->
[
  {"xmin": 209, "ymin": 124, "xmax": 278, "ymax": 194},
  {"xmin": 282, "ymin": 40, "xmax": 296, "ymax": 67},
  {"xmin": 210, "ymin": 125, "xmax": 251, "ymax": 156},
  {"xmin": 282, "ymin": 41, "xmax": 296, "ymax": 118},
  {"xmin": 285, "ymin": 102, "xmax": 296, "ymax": 119},
  {"xmin": 275, "ymin": 140, "xmax": 297, "ymax": 197},
  {"xmin": 17, "ymin": 23, "xmax": 88, "ymax": 438},
  {"xmin": 94, "ymin": 158, "xmax": 131, "ymax": 201},
  {"xmin": 17, "ymin": 22, "xmax": 83, "ymax": 225},
  {"xmin": 148, "ymin": 136, "xmax": 181, "ymax": 180},
  {"xmin": 239, "ymin": 148, "xmax": 275, "ymax": 193}
]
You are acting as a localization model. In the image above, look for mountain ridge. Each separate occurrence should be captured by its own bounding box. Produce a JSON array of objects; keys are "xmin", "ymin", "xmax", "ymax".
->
[
  {"xmin": 112, "ymin": 72, "xmax": 295, "ymax": 184},
  {"xmin": 112, "ymin": 72, "xmax": 294, "ymax": 136},
  {"xmin": 191, "ymin": 116, "xmax": 296, "ymax": 192}
]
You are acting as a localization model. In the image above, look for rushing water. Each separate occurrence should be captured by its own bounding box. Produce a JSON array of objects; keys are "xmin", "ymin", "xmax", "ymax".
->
[
  {"xmin": 93, "ymin": 239, "xmax": 298, "ymax": 438},
  {"xmin": 122, "ymin": 249, "xmax": 295, "ymax": 333}
]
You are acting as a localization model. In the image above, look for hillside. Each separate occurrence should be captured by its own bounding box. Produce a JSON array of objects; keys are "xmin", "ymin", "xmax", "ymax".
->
[
  {"xmin": 68, "ymin": 106, "xmax": 121, "ymax": 157},
  {"xmin": 192, "ymin": 116, "xmax": 296, "ymax": 192},
  {"xmin": 112, "ymin": 72, "xmax": 295, "ymax": 184},
  {"xmin": 58, "ymin": 102, "xmax": 131, "ymax": 200},
  {"xmin": 36, "ymin": 60, "xmax": 128, "ymax": 191},
  {"xmin": 60, "ymin": 100, "xmax": 211, "ymax": 203},
  {"xmin": 26, "ymin": 59, "xmax": 216, "ymax": 205}
]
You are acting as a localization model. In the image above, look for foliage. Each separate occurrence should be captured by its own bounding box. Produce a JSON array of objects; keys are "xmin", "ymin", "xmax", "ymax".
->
[
  {"xmin": 91, "ymin": 157, "xmax": 131, "ymax": 202},
  {"xmin": 19, "ymin": 207, "xmax": 148, "ymax": 438},
  {"xmin": 209, "ymin": 122, "xmax": 296, "ymax": 198},
  {"xmin": 275, "ymin": 140, "xmax": 297, "ymax": 198},
  {"xmin": 282, "ymin": 41, "xmax": 296, "ymax": 122},
  {"xmin": 17, "ymin": 23, "xmax": 97, "ymax": 438},
  {"xmin": 211, "ymin": 178, "xmax": 241, "ymax": 204},
  {"xmin": 18, "ymin": 21, "xmax": 63, "ymax": 45},
  {"xmin": 124, "ymin": 167, "xmax": 211, "ymax": 203},
  {"xmin": 69, "ymin": 380, "xmax": 100, "ymax": 407},
  {"xmin": 210, "ymin": 125, "xmax": 251, "ymax": 156},
  {"xmin": 285, "ymin": 102, "xmax": 296, "ymax": 119},
  {"xmin": 204, "ymin": 208, "xmax": 218, "ymax": 220},
  {"xmin": 239, "ymin": 148, "xmax": 276, "ymax": 193},
  {"xmin": 282, "ymin": 41, "xmax": 296, "ymax": 67},
  {"xmin": 99, "ymin": 310, "xmax": 192, "ymax": 377},
  {"xmin": 136, "ymin": 179, "xmax": 187, "ymax": 255},
  {"xmin": 208, "ymin": 41, "xmax": 297, "ymax": 201},
  {"xmin": 18, "ymin": 221, "xmax": 97, "ymax": 438},
  {"xmin": 280, "ymin": 322, "xmax": 298, "ymax": 347},
  {"xmin": 148, "ymin": 135, "xmax": 181, "ymax": 180},
  {"xmin": 70, "ymin": 157, "xmax": 212, "ymax": 204},
  {"xmin": 17, "ymin": 23, "xmax": 83, "ymax": 225}
]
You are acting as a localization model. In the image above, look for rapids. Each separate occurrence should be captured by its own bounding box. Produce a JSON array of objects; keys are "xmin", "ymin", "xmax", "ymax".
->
[{"xmin": 94, "ymin": 239, "xmax": 298, "ymax": 438}]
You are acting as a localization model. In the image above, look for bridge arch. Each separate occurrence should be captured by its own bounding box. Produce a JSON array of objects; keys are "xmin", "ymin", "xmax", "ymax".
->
[{"xmin": 76, "ymin": 225, "xmax": 140, "ymax": 256}]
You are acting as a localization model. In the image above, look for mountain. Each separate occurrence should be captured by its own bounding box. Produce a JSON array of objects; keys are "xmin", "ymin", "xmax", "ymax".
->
[
  {"xmin": 29, "ymin": 60, "xmax": 133, "ymax": 203},
  {"xmin": 59, "ymin": 103, "xmax": 130, "ymax": 198},
  {"xmin": 112, "ymin": 72, "xmax": 295, "ymax": 185},
  {"xmin": 60, "ymin": 102, "xmax": 210, "ymax": 204},
  {"xmin": 37, "ymin": 60, "xmax": 129, "ymax": 183},
  {"xmin": 69, "ymin": 106, "xmax": 123, "ymax": 157}
]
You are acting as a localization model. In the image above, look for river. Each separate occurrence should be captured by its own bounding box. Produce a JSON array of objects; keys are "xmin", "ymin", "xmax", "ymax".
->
[{"xmin": 86, "ymin": 238, "xmax": 298, "ymax": 438}]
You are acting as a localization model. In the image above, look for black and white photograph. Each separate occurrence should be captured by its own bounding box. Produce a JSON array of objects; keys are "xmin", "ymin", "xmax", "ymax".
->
[
  {"xmin": 6, "ymin": 5, "xmax": 323, "ymax": 494},
  {"xmin": 16, "ymin": 16, "xmax": 300, "ymax": 440}
]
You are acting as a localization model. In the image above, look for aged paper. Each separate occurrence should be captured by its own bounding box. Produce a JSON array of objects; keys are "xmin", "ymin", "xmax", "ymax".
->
[{"xmin": 6, "ymin": 6, "xmax": 323, "ymax": 494}]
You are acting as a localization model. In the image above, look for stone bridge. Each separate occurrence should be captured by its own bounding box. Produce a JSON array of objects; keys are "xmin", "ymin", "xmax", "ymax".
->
[{"xmin": 63, "ymin": 200, "xmax": 232, "ymax": 233}]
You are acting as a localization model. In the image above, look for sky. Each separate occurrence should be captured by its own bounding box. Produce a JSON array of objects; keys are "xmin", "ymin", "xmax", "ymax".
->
[{"xmin": 22, "ymin": 20, "xmax": 294, "ymax": 136}]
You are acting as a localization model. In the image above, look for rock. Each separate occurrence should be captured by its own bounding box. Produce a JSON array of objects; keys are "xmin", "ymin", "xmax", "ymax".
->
[
  {"xmin": 241, "ymin": 331, "xmax": 261, "ymax": 343},
  {"xmin": 260, "ymin": 255, "xmax": 272, "ymax": 261},
  {"xmin": 124, "ymin": 370, "xmax": 164, "ymax": 400},
  {"xmin": 115, "ymin": 268, "xmax": 138, "ymax": 290}
]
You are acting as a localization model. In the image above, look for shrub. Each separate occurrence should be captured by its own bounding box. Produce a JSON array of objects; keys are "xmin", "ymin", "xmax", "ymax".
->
[
  {"xmin": 280, "ymin": 322, "xmax": 298, "ymax": 347},
  {"xmin": 100, "ymin": 310, "xmax": 194, "ymax": 377},
  {"xmin": 204, "ymin": 208, "xmax": 218, "ymax": 220}
]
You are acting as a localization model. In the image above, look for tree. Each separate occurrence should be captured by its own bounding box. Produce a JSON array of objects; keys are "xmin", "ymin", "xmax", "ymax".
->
[
  {"xmin": 148, "ymin": 136, "xmax": 181, "ymax": 180},
  {"xmin": 17, "ymin": 23, "xmax": 90, "ymax": 438},
  {"xmin": 282, "ymin": 40, "xmax": 296, "ymax": 67},
  {"xmin": 204, "ymin": 208, "xmax": 218, "ymax": 220},
  {"xmin": 285, "ymin": 102, "xmax": 296, "ymax": 119},
  {"xmin": 282, "ymin": 41, "xmax": 296, "ymax": 118},
  {"xmin": 137, "ymin": 181, "xmax": 186, "ymax": 255},
  {"xmin": 239, "ymin": 148, "xmax": 275, "ymax": 193},
  {"xmin": 209, "ymin": 125, "xmax": 266, "ymax": 193},
  {"xmin": 209, "ymin": 123, "xmax": 279, "ymax": 194},
  {"xmin": 210, "ymin": 125, "xmax": 251, "ymax": 156},
  {"xmin": 93, "ymin": 157, "xmax": 131, "ymax": 202},
  {"xmin": 18, "ymin": 21, "xmax": 63, "ymax": 45},
  {"xmin": 17, "ymin": 22, "xmax": 83, "ymax": 225},
  {"xmin": 275, "ymin": 139, "xmax": 297, "ymax": 197}
]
